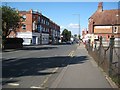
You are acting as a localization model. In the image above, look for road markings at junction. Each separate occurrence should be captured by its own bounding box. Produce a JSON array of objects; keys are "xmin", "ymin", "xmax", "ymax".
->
[{"xmin": 8, "ymin": 83, "xmax": 19, "ymax": 86}]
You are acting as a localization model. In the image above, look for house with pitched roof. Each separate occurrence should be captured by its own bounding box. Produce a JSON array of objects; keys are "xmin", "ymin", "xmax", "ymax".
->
[{"xmin": 88, "ymin": 2, "xmax": 120, "ymax": 42}]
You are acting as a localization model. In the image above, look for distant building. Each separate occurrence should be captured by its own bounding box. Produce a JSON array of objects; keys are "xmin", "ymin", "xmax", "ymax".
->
[
  {"xmin": 88, "ymin": 2, "xmax": 120, "ymax": 41},
  {"xmin": 9, "ymin": 9, "xmax": 60, "ymax": 45},
  {"xmin": 81, "ymin": 28, "xmax": 88, "ymax": 39}
]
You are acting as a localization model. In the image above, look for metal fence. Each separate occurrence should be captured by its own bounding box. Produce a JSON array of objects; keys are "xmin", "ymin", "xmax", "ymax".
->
[{"xmin": 85, "ymin": 36, "xmax": 120, "ymax": 87}]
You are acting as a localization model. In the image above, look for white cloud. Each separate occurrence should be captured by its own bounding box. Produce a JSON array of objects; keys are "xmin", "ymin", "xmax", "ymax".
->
[{"xmin": 68, "ymin": 23, "xmax": 79, "ymax": 28}]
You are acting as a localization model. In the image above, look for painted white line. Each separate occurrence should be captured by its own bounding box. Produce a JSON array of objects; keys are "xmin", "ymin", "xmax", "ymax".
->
[
  {"xmin": 9, "ymin": 78, "xmax": 13, "ymax": 80},
  {"xmin": 41, "ymin": 67, "xmax": 59, "ymax": 87},
  {"xmin": 8, "ymin": 83, "xmax": 19, "ymax": 86},
  {"xmin": 105, "ymin": 75, "xmax": 118, "ymax": 88},
  {"xmin": 30, "ymin": 86, "xmax": 44, "ymax": 89},
  {"xmin": 52, "ymin": 67, "xmax": 59, "ymax": 73}
]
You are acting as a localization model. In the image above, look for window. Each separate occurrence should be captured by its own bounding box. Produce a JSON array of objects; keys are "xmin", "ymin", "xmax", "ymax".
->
[
  {"xmin": 48, "ymin": 22, "xmax": 49, "ymax": 25},
  {"xmin": 47, "ymin": 28, "xmax": 49, "ymax": 32},
  {"xmin": 114, "ymin": 26, "xmax": 118, "ymax": 33},
  {"xmin": 38, "ymin": 16, "xmax": 40, "ymax": 22},
  {"xmin": 22, "ymin": 15, "xmax": 26, "ymax": 21},
  {"xmin": 45, "ymin": 21, "xmax": 47, "ymax": 25},
  {"xmin": 44, "ymin": 28, "xmax": 45, "ymax": 31},
  {"xmin": 37, "ymin": 25, "xmax": 40, "ymax": 32},
  {"xmin": 44, "ymin": 20, "xmax": 46, "ymax": 24},
  {"xmin": 22, "ymin": 24, "xmax": 26, "ymax": 30},
  {"xmin": 42, "ymin": 19, "xmax": 43, "ymax": 23},
  {"xmin": 40, "ymin": 25, "xmax": 42, "ymax": 31}
]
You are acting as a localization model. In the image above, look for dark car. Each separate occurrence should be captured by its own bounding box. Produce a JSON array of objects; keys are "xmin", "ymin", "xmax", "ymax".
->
[{"xmin": 66, "ymin": 41, "xmax": 72, "ymax": 45}]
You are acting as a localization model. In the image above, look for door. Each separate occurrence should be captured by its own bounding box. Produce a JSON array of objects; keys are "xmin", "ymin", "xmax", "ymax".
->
[{"xmin": 32, "ymin": 36, "xmax": 36, "ymax": 44}]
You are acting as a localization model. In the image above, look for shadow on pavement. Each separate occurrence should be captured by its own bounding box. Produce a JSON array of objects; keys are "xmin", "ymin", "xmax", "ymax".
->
[{"xmin": 2, "ymin": 55, "xmax": 89, "ymax": 85}]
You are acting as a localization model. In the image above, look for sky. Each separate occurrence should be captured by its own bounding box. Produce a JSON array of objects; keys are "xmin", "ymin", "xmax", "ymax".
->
[{"xmin": 2, "ymin": 2, "xmax": 119, "ymax": 35}]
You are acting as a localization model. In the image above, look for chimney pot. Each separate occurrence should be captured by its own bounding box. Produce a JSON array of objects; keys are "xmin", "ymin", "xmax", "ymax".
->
[{"xmin": 97, "ymin": 2, "xmax": 103, "ymax": 12}]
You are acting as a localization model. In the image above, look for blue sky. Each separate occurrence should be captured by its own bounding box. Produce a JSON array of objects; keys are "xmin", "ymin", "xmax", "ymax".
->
[{"xmin": 2, "ymin": 2, "xmax": 118, "ymax": 35}]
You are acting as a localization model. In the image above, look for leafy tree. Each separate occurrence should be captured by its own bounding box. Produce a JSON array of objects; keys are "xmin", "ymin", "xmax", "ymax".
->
[
  {"xmin": 74, "ymin": 34, "xmax": 77, "ymax": 38},
  {"xmin": 78, "ymin": 34, "xmax": 81, "ymax": 40},
  {"xmin": 1, "ymin": 5, "xmax": 21, "ymax": 38},
  {"xmin": 62, "ymin": 29, "xmax": 71, "ymax": 42},
  {"xmin": 68, "ymin": 31, "xmax": 71, "ymax": 41}
]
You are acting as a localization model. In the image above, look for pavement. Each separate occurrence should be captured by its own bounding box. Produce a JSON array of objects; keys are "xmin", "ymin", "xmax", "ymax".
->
[{"xmin": 50, "ymin": 43, "xmax": 116, "ymax": 88}]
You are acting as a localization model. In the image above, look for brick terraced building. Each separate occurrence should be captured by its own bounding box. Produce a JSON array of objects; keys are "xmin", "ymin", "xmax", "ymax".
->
[
  {"xmin": 88, "ymin": 2, "xmax": 120, "ymax": 41},
  {"xmin": 9, "ymin": 9, "xmax": 60, "ymax": 45}
]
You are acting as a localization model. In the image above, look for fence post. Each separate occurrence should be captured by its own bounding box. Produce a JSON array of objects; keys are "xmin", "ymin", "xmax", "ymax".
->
[
  {"xmin": 109, "ymin": 36, "xmax": 114, "ymax": 76},
  {"xmin": 88, "ymin": 39, "xmax": 90, "ymax": 51},
  {"xmin": 98, "ymin": 36, "xmax": 102, "ymax": 66}
]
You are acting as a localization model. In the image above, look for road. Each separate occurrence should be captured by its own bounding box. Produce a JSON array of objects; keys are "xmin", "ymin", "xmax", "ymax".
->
[
  {"xmin": 2, "ymin": 44, "xmax": 77, "ymax": 89},
  {"xmin": 2, "ymin": 44, "xmax": 112, "ymax": 89}
]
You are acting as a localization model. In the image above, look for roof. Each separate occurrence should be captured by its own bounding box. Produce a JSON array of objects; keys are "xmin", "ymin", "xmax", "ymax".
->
[
  {"xmin": 18, "ymin": 11, "xmax": 31, "ymax": 14},
  {"xmin": 89, "ymin": 9, "xmax": 120, "ymax": 25}
]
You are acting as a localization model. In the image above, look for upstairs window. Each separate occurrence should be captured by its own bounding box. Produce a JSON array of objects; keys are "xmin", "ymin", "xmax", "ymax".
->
[
  {"xmin": 37, "ymin": 25, "xmax": 40, "ymax": 32},
  {"xmin": 22, "ymin": 15, "xmax": 26, "ymax": 21},
  {"xmin": 38, "ymin": 16, "xmax": 40, "ymax": 22},
  {"xmin": 113, "ymin": 26, "xmax": 118, "ymax": 33},
  {"xmin": 41, "ymin": 19, "xmax": 44, "ymax": 24},
  {"xmin": 44, "ymin": 20, "xmax": 46, "ymax": 24}
]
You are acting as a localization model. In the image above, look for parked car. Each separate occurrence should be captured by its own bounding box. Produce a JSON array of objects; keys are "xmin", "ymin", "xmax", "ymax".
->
[{"xmin": 66, "ymin": 41, "xmax": 72, "ymax": 45}]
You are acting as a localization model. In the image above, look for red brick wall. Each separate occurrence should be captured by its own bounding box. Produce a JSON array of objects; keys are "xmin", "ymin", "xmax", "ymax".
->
[{"xmin": 17, "ymin": 12, "xmax": 32, "ymax": 32}]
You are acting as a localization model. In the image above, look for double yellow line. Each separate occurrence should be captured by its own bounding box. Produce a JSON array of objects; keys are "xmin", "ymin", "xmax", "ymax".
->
[{"xmin": 68, "ymin": 50, "xmax": 75, "ymax": 57}]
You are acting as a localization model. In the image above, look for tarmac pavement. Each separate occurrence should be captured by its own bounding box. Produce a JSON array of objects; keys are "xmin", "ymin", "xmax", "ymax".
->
[{"xmin": 50, "ymin": 43, "xmax": 113, "ymax": 88}]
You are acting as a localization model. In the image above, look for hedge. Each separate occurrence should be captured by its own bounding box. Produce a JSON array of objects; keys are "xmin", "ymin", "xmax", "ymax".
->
[{"xmin": 3, "ymin": 38, "xmax": 23, "ymax": 49}]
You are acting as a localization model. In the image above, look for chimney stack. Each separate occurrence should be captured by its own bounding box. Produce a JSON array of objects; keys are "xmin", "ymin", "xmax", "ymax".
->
[
  {"xmin": 30, "ymin": 9, "xmax": 33, "ymax": 13},
  {"xmin": 97, "ymin": 2, "xmax": 103, "ymax": 12}
]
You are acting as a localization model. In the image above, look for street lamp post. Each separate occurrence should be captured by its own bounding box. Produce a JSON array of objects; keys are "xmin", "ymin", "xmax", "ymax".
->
[{"xmin": 73, "ymin": 14, "xmax": 80, "ymax": 40}]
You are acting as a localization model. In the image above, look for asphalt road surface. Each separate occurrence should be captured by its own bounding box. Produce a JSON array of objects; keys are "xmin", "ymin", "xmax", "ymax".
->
[
  {"xmin": 2, "ymin": 44, "xmax": 77, "ymax": 89},
  {"xmin": 2, "ymin": 44, "xmax": 112, "ymax": 89}
]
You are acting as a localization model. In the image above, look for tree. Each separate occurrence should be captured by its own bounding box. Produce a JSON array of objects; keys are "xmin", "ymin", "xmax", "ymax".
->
[
  {"xmin": 78, "ymin": 34, "xmax": 81, "ymax": 40},
  {"xmin": 68, "ymin": 31, "xmax": 71, "ymax": 41},
  {"xmin": 74, "ymin": 34, "xmax": 77, "ymax": 38},
  {"xmin": 1, "ymin": 5, "xmax": 21, "ymax": 38},
  {"xmin": 62, "ymin": 29, "xmax": 71, "ymax": 42}
]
